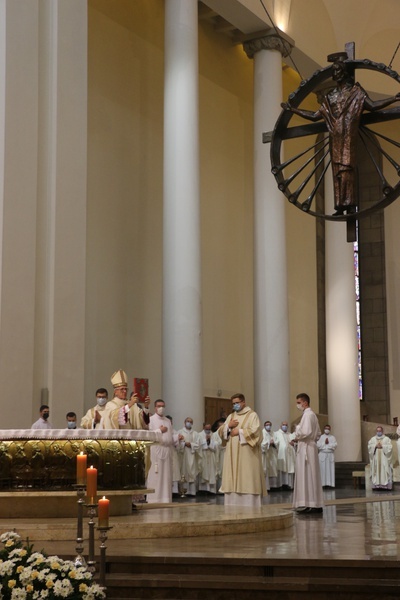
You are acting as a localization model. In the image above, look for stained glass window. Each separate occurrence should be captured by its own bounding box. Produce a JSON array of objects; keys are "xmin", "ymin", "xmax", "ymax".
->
[{"xmin": 354, "ymin": 239, "xmax": 362, "ymax": 400}]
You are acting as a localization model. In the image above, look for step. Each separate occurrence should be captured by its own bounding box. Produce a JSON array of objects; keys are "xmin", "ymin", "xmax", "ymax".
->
[{"xmin": 104, "ymin": 574, "xmax": 400, "ymax": 599}]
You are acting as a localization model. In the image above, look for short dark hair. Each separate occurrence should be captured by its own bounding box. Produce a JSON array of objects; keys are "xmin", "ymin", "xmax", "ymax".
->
[
  {"xmin": 296, "ymin": 393, "xmax": 310, "ymax": 405},
  {"xmin": 40, "ymin": 405, "xmax": 49, "ymax": 412},
  {"xmin": 66, "ymin": 412, "xmax": 76, "ymax": 419},
  {"xmin": 231, "ymin": 393, "xmax": 245, "ymax": 402},
  {"xmin": 154, "ymin": 399, "xmax": 165, "ymax": 407},
  {"xmin": 96, "ymin": 388, "xmax": 108, "ymax": 396}
]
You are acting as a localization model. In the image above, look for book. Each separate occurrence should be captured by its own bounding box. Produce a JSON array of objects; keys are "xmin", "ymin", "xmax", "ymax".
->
[{"xmin": 133, "ymin": 378, "xmax": 149, "ymax": 405}]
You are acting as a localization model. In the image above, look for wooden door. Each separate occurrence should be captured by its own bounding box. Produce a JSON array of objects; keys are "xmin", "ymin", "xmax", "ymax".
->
[{"xmin": 204, "ymin": 397, "xmax": 231, "ymax": 429}]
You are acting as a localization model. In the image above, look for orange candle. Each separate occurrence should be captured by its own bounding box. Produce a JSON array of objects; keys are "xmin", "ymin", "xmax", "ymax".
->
[
  {"xmin": 76, "ymin": 452, "xmax": 87, "ymax": 485},
  {"xmin": 86, "ymin": 466, "xmax": 97, "ymax": 503},
  {"xmin": 98, "ymin": 496, "xmax": 110, "ymax": 527}
]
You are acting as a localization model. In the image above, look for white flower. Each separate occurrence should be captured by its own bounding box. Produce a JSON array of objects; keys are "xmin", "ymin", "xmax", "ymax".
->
[
  {"xmin": 27, "ymin": 552, "xmax": 46, "ymax": 565},
  {"xmin": 11, "ymin": 588, "xmax": 27, "ymax": 600},
  {"xmin": 0, "ymin": 532, "xmax": 20, "ymax": 544},
  {"xmin": 53, "ymin": 578, "xmax": 74, "ymax": 597},
  {"xmin": 0, "ymin": 559, "xmax": 16, "ymax": 576}
]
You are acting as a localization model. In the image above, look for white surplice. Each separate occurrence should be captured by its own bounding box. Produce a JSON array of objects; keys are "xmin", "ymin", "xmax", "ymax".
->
[
  {"xmin": 146, "ymin": 413, "xmax": 174, "ymax": 503},
  {"xmin": 292, "ymin": 407, "xmax": 324, "ymax": 509}
]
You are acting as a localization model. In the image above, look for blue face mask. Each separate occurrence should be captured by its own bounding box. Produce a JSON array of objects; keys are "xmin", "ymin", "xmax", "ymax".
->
[
  {"xmin": 281, "ymin": 425, "xmax": 288, "ymax": 432},
  {"xmin": 67, "ymin": 421, "xmax": 76, "ymax": 429},
  {"xmin": 232, "ymin": 403, "xmax": 241, "ymax": 412},
  {"xmin": 376, "ymin": 431, "xmax": 383, "ymax": 437}
]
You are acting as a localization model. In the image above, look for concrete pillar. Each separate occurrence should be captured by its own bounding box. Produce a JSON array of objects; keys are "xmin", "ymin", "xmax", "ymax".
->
[
  {"xmin": 0, "ymin": 0, "xmax": 87, "ymax": 427},
  {"xmin": 243, "ymin": 35, "xmax": 291, "ymax": 425},
  {"xmin": 163, "ymin": 0, "xmax": 203, "ymax": 429},
  {"xmin": 325, "ymin": 171, "xmax": 361, "ymax": 461}
]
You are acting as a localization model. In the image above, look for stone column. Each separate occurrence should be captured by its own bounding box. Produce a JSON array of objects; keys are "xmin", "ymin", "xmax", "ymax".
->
[
  {"xmin": 0, "ymin": 0, "xmax": 87, "ymax": 428},
  {"xmin": 163, "ymin": 0, "xmax": 203, "ymax": 429},
  {"xmin": 0, "ymin": 0, "xmax": 39, "ymax": 427},
  {"xmin": 35, "ymin": 0, "xmax": 88, "ymax": 427},
  {"xmin": 243, "ymin": 35, "xmax": 292, "ymax": 425},
  {"xmin": 325, "ymin": 172, "xmax": 361, "ymax": 461}
]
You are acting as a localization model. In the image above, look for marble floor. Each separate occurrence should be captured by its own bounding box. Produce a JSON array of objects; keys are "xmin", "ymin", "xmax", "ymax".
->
[{"xmin": 8, "ymin": 485, "xmax": 400, "ymax": 563}]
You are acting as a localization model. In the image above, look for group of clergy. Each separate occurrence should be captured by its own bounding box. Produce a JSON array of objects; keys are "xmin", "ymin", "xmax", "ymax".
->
[
  {"xmin": 262, "ymin": 420, "xmax": 338, "ymax": 490},
  {"xmin": 79, "ymin": 370, "xmax": 227, "ymax": 503}
]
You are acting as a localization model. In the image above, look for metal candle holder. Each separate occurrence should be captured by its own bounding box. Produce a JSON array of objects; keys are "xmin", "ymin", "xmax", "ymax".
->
[
  {"xmin": 72, "ymin": 484, "xmax": 87, "ymax": 568},
  {"xmin": 97, "ymin": 526, "xmax": 113, "ymax": 587},
  {"xmin": 85, "ymin": 501, "xmax": 98, "ymax": 574}
]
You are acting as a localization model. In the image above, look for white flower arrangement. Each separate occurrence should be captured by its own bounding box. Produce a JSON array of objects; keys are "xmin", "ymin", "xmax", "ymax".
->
[{"xmin": 0, "ymin": 532, "xmax": 106, "ymax": 600}]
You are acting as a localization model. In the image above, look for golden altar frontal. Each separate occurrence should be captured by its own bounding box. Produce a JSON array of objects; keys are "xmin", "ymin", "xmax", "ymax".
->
[{"xmin": 0, "ymin": 429, "xmax": 158, "ymax": 517}]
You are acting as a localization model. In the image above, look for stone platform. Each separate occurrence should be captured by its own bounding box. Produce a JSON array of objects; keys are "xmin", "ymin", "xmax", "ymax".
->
[
  {"xmin": 0, "ymin": 503, "xmax": 293, "ymax": 542},
  {"xmin": 0, "ymin": 489, "xmax": 154, "ymax": 518}
]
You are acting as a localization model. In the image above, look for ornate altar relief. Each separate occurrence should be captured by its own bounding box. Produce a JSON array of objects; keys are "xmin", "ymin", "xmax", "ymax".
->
[{"xmin": 0, "ymin": 429, "xmax": 158, "ymax": 491}]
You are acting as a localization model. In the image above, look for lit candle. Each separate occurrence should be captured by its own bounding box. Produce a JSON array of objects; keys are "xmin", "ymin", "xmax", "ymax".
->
[
  {"xmin": 76, "ymin": 452, "xmax": 87, "ymax": 485},
  {"xmin": 86, "ymin": 466, "xmax": 97, "ymax": 503},
  {"xmin": 98, "ymin": 496, "xmax": 110, "ymax": 527}
]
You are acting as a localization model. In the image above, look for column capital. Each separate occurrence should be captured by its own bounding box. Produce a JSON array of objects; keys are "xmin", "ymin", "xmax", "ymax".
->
[{"xmin": 243, "ymin": 33, "xmax": 292, "ymax": 60}]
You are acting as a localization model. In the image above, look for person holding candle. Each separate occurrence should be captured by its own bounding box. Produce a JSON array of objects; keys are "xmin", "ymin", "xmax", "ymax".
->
[
  {"xmin": 102, "ymin": 370, "xmax": 151, "ymax": 430},
  {"xmin": 146, "ymin": 399, "xmax": 175, "ymax": 504}
]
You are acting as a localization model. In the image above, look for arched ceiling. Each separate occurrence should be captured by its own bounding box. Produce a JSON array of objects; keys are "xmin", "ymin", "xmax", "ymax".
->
[{"xmin": 200, "ymin": 0, "xmax": 400, "ymax": 94}]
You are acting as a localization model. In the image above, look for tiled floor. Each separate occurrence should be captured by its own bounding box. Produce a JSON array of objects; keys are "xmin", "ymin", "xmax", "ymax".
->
[{"xmin": 23, "ymin": 485, "xmax": 400, "ymax": 562}]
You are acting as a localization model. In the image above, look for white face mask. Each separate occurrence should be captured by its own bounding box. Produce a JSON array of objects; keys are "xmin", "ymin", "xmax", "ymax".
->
[
  {"xmin": 185, "ymin": 421, "xmax": 192, "ymax": 429},
  {"xmin": 97, "ymin": 397, "xmax": 108, "ymax": 407},
  {"xmin": 324, "ymin": 429, "xmax": 330, "ymax": 435},
  {"xmin": 156, "ymin": 406, "xmax": 165, "ymax": 416},
  {"xmin": 296, "ymin": 403, "xmax": 304, "ymax": 411},
  {"xmin": 265, "ymin": 425, "xmax": 271, "ymax": 431}
]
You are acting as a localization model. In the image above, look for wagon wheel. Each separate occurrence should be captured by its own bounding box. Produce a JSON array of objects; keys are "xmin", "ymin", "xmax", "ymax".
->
[{"xmin": 270, "ymin": 59, "xmax": 400, "ymax": 222}]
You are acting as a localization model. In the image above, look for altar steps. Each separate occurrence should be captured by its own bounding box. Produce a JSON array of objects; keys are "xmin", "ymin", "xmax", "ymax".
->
[{"xmin": 103, "ymin": 556, "xmax": 400, "ymax": 599}]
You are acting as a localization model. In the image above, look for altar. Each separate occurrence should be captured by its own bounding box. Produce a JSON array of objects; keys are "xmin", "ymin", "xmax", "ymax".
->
[{"xmin": 0, "ymin": 429, "xmax": 158, "ymax": 518}]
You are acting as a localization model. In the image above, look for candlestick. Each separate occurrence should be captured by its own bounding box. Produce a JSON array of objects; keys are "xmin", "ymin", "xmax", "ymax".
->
[
  {"xmin": 76, "ymin": 452, "xmax": 87, "ymax": 485},
  {"xmin": 86, "ymin": 466, "xmax": 97, "ymax": 503},
  {"xmin": 98, "ymin": 496, "xmax": 110, "ymax": 528},
  {"xmin": 97, "ymin": 525, "xmax": 113, "ymax": 587},
  {"xmin": 73, "ymin": 484, "xmax": 87, "ymax": 569}
]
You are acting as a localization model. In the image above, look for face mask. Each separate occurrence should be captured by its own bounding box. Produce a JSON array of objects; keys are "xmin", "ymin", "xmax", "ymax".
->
[
  {"xmin": 324, "ymin": 429, "xmax": 330, "ymax": 435},
  {"xmin": 204, "ymin": 430, "xmax": 211, "ymax": 435},
  {"xmin": 185, "ymin": 421, "xmax": 192, "ymax": 429},
  {"xmin": 97, "ymin": 397, "xmax": 108, "ymax": 407},
  {"xmin": 42, "ymin": 412, "xmax": 49, "ymax": 420},
  {"xmin": 296, "ymin": 404, "xmax": 304, "ymax": 412},
  {"xmin": 156, "ymin": 407, "xmax": 165, "ymax": 416},
  {"xmin": 265, "ymin": 425, "xmax": 271, "ymax": 432},
  {"xmin": 281, "ymin": 425, "xmax": 288, "ymax": 432},
  {"xmin": 376, "ymin": 431, "xmax": 383, "ymax": 437},
  {"xmin": 67, "ymin": 421, "xmax": 76, "ymax": 429},
  {"xmin": 232, "ymin": 403, "xmax": 241, "ymax": 412}
]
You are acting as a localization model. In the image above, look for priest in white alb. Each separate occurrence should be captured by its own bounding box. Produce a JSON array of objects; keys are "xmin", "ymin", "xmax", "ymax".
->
[
  {"xmin": 292, "ymin": 393, "xmax": 324, "ymax": 514},
  {"xmin": 218, "ymin": 393, "xmax": 266, "ymax": 507},
  {"xmin": 147, "ymin": 399, "xmax": 174, "ymax": 503},
  {"xmin": 177, "ymin": 417, "xmax": 200, "ymax": 496},
  {"xmin": 198, "ymin": 423, "xmax": 218, "ymax": 494},
  {"xmin": 317, "ymin": 424, "xmax": 337, "ymax": 487},
  {"xmin": 368, "ymin": 426, "xmax": 393, "ymax": 490}
]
